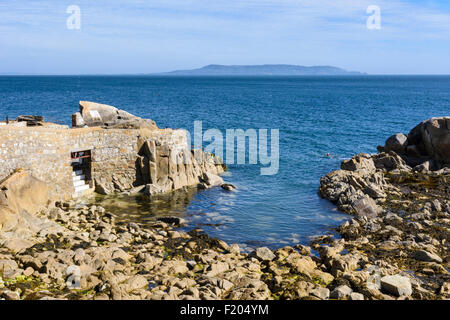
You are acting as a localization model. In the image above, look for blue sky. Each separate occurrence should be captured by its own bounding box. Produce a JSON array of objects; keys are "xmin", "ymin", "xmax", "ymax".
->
[{"xmin": 1, "ymin": 0, "xmax": 449, "ymax": 74}]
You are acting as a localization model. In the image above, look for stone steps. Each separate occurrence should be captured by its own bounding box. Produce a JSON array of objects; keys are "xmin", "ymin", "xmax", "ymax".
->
[
  {"xmin": 72, "ymin": 169, "xmax": 90, "ymax": 197},
  {"xmin": 73, "ymin": 179, "xmax": 87, "ymax": 187},
  {"xmin": 72, "ymin": 174, "xmax": 85, "ymax": 182},
  {"xmin": 74, "ymin": 184, "xmax": 90, "ymax": 193}
]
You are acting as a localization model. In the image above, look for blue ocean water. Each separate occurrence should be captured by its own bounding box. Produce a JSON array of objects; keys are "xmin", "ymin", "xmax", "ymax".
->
[{"xmin": 1, "ymin": 75, "xmax": 449, "ymax": 249}]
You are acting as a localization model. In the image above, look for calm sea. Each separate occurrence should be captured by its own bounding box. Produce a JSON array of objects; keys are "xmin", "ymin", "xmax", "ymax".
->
[{"xmin": 1, "ymin": 75, "xmax": 449, "ymax": 249}]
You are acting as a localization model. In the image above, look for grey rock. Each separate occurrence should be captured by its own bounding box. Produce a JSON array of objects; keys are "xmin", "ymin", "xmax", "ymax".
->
[
  {"xmin": 201, "ymin": 172, "xmax": 224, "ymax": 187},
  {"xmin": 128, "ymin": 185, "xmax": 146, "ymax": 194},
  {"xmin": 0, "ymin": 259, "xmax": 19, "ymax": 273},
  {"xmin": 206, "ymin": 261, "xmax": 230, "ymax": 277},
  {"xmin": 216, "ymin": 239, "xmax": 230, "ymax": 252},
  {"xmin": 310, "ymin": 287, "xmax": 330, "ymax": 300},
  {"xmin": 95, "ymin": 181, "xmax": 112, "ymax": 195},
  {"xmin": 186, "ymin": 260, "xmax": 197, "ymax": 270},
  {"xmin": 349, "ymin": 292, "xmax": 364, "ymax": 300},
  {"xmin": 229, "ymin": 244, "xmax": 241, "ymax": 254},
  {"xmin": 218, "ymin": 278, "xmax": 234, "ymax": 291},
  {"xmin": 341, "ymin": 155, "xmax": 376, "ymax": 172},
  {"xmin": 362, "ymin": 184, "xmax": 386, "ymax": 199},
  {"xmin": 413, "ymin": 250, "xmax": 443, "ymax": 263},
  {"xmin": 72, "ymin": 112, "xmax": 85, "ymax": 127},
  {"xmin": 2, "ymin": 269, "xmax": 23, "ymax": 279},
  {"xmin": 3, "ymin": 239, "xmax": 34, "ymax": 253},
  {"xmin": 124, "ymin": 275, "xmax": 148, "ymax": 292},
  {"xmin": 407, "ymin": 117, "xmax": 450, "ymax": 163},
  {"xmin": 330, "ymin": 285, "xmax": 353, "ymax": 299},
  {"xmin": 384, "ymin": 212, "xmax": 403, "ymax": 226},
  {"xmin": 98, "ymin": 232, "xmax": 117, "ymax": 242},
  {"xmin": 440, "ymin": 282, "xmax": 450, "ymax": 296},
  {"xmin": 380, "ymin": 274, "xmax": 412, "ymax": 297},
  {"xmin": 431, "ymin": 199, "xmax": 442, "ymax": 212},
  {"xmin": 128, "ymin": 222, "xmax": 140, "ymax": 231},
  {"xmin": 352, "ymin": 196, "xmax": 382, "ymax": 219},
  {"xmin": 295, "ymin": 244, "xmax": 311, "ymax": 256},
  {"xmin": 75, "ymin": 101, "xmax": 157, "ymax": 130},
  {"xmin": 23, "ymin": 266, "xmax": 34, "ymax": 277},
  {"xmin": 385, "ymin": 133, "xmax": 408, "ymax": 155},
  {"xmin": 1, "ymin": 290, "xmax": 20, "ymax": 300},
  {"xmin": 250, "ymin": 247, "xmax": 276, "ymax": 262},
  {"xmin": 182, "ymin": 287, "xmax": 200, "ymax": 298},
  {"xmin": 143, "ymin": 184, "xmax": 164, "ymax": 195}
]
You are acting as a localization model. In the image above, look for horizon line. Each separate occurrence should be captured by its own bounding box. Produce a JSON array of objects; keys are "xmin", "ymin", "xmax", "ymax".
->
[{"xmin": 2, "ymin": 73, "xmax": 450, "ymax": 76}]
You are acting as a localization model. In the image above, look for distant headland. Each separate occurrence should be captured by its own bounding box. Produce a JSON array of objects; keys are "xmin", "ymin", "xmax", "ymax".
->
[{"xmin": 155, "ymin": 64, "xmax": 366, "ymax": 76}]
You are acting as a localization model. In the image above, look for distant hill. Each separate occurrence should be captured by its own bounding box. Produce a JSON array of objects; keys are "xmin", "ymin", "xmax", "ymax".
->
[{"xmin": 156, "ymin": 64, "xmax": 366, "ymax": 76}]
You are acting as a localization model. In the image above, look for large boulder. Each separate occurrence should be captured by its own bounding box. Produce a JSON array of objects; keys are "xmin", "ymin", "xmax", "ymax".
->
[
  {"xmin": 135, "ymin": 139, "xmax": 225, "ymax": 194},
  {"xmin": 72, "ymin": 101, "xmax": 157, "ymax": 130},
  {"xmin": 0, "ymin": 169, "xmax": 49, "ymax": 232},
  {"xmin": 407, "ymin": 117, "xmax": 450, "ymax": 164},
  {"xmin": 383, "ymin": 117, "xmax": 450, "ymax": 167}
]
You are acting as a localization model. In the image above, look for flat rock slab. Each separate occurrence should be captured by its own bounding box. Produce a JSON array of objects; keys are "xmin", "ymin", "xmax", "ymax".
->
[
  {"xmin": 380, "ymin": 274, "xmax": 412, "ymax": 297},
  {"xmin": 2, "ymin": 239, "xmax": 34, "ymax": 253}
]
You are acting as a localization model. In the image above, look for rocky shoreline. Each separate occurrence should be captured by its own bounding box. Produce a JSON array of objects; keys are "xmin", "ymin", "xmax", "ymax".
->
[
  {"xmin": 318, "ymin": 153, "xmax": 449, "ymax": 299},
  {"xmin": 0, "ymin": 117, "xmax": 449, "ymax": 300}
]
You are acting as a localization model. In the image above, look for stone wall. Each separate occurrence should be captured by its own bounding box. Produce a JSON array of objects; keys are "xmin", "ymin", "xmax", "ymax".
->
[
  {"xmin": 1, "ymin": 126, "xmax": 75, "ymax": 199},
  {"xmin": 0, "ymin": 125, "xmax": 209, "ymax": 200}
]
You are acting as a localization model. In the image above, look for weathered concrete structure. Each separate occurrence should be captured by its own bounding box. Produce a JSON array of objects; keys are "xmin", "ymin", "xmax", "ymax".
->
[{"xmin": 0, "ymin": 102, "xmax": 224, "ymax": 201}]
